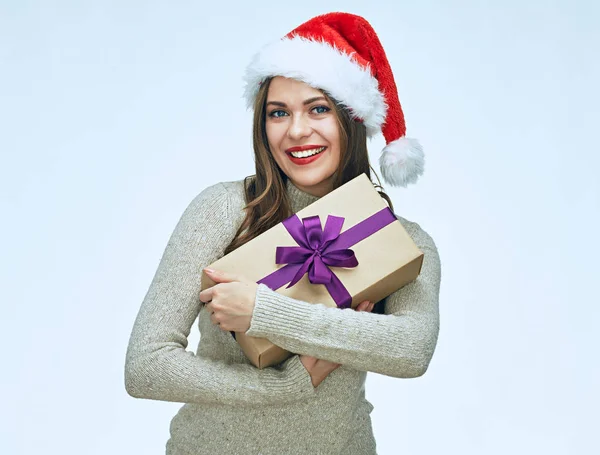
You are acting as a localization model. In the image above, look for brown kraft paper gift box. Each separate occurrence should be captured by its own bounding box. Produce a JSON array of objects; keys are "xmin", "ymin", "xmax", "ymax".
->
[{"xmin": 200, "ymin": 173, "xmax": 424, "ymax": 368}]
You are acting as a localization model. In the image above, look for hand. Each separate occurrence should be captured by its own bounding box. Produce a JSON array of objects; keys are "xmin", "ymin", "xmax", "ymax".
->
[
  {"xmin": 199, "ymin": 268, "xmax": 259, "ymax": 333},
  {"xmin": 300, "ymin": 300, "xmax": 375, "ymax": 387}
]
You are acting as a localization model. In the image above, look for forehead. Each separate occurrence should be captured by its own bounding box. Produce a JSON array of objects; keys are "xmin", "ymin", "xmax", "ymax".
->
[{"xmin": 267, "ymin": 76, "xmax": 324, "ymax": 101}]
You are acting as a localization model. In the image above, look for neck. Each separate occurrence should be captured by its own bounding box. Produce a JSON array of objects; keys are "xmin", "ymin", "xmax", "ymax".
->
[{"xmin": 285, "ymin": 178, "xmax": 322, "ymax": 213}]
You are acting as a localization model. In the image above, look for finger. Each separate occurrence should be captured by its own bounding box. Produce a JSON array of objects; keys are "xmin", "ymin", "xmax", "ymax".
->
[
  {"xmin": 199, "ymin": 286, "xmax": 215, "ymax": 303},
  {"xmin": 209, "ymin": 308, "xmax": 220, "ymax": 326},
  {"xmin": 301, "ymin": 355, "xmax": 318, "ymax": 363},
  {"xmin": 204, "ymin": 268, "xmax": 242, "ymax": 284},
  {"xmin": 357, "ymin": 300, "xmax": 372, "ymax": 311},
  {"xmin": 206, "ymin": 303, "xmax": 225, "ymax": 331},
  {"xmin": 355, "ymin": 300, "xmax": 368, "ymax": 311},
  {"xmin": 300, "ymin": 355, "xmax": 318, "ymax": 371},
  {"xmin": 321, "ymin": 360, "xmax": 341, "ymax": 371}
]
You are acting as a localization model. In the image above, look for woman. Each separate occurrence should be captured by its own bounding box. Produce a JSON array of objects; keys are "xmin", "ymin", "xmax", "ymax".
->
[{"xmin": 125, "ymin": 12, "xmax": 441, "ymax": 455}]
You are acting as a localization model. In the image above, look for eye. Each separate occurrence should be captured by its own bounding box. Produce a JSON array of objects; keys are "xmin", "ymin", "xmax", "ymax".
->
[
  {"xmin": 311, "ymin": 105, "xmax": 331, "ymax": 114},
  {"xmin": 268, "ymin": 109, "xmax": 288, "ymax": 118}
]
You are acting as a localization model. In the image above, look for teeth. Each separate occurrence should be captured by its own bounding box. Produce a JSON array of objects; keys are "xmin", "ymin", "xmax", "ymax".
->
[{"xmin": 290, "ymin": 146, "xmax": 326, "ymax": 158}]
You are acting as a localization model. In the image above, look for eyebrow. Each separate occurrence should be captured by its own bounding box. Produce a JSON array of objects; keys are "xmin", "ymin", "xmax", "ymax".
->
[{"xmin": 266, "ymin": 96, "xmax": 328, "ymax": 107}]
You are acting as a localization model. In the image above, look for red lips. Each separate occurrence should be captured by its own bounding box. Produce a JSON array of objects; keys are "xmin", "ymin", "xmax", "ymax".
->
[
  {"xmin": 285, "ymin": 145, "xmax": 327, "ymax": 154},
  {"xmin": 285, "ymin": 145, "xmax": 327, "ymax": 166}
]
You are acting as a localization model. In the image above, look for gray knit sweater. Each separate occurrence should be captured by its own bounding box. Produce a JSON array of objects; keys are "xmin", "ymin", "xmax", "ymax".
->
[{"xmin": 124, "ymin": 177, "xmax": 441, "ymax": 455}]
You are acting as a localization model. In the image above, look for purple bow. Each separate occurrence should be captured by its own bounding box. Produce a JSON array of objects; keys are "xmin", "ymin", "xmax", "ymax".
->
[
  {"xmin": 257, "ymin": 207, "xmax": 397, "ymax": 308},
  {"xmin": 277, "ymin": 214, "xmax": 359, "ymax": 289}
]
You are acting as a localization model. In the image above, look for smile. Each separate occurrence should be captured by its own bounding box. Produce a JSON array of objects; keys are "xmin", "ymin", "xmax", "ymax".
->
[{"xmin": 288, "ymin": 146, "xmax": 326, "ymax": 158}]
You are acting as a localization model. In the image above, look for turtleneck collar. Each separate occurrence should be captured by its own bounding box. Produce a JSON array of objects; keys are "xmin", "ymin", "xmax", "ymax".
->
[{"xmin": 285, "ymin": 178, "xmax": 322, "ymax": 213}]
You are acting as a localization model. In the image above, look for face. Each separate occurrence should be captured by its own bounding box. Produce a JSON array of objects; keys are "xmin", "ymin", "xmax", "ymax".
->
[{"xmin": 265, "ymin": 76, "xmax": 341, "ymax": 197}]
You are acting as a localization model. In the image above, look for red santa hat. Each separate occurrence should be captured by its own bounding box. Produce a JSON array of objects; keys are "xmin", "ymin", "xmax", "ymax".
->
[{"xmin": 243, "ymin": 12, "xmax": 424, "ymax": 188}]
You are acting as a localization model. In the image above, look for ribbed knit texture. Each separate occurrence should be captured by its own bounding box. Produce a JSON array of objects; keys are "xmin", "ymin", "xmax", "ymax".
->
[{"xmin": 124, "ymin": 177, "xmax": 441, "ymax": 455}]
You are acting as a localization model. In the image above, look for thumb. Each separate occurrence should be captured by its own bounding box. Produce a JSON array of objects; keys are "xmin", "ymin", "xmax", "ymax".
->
[{"xmin": 204, "ymin": 268, "xmax": 240, "ymax": 283}]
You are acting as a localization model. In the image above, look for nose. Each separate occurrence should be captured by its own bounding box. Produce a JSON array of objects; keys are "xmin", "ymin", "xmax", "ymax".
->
[{"xmin": 287, "ymin": 114, "xmax": 311, "ymax": 140}]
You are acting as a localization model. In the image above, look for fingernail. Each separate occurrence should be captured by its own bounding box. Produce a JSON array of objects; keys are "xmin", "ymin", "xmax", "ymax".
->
[{"xmin": 204, "ymin": 268, "xmax": 215, "ymax": 273}]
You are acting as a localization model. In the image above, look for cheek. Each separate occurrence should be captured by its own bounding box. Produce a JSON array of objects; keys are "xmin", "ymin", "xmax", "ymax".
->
[
  {"xmin": 265, "ymin": 123, "xmax": 274, "ymax": 145},
  {"xmin": 265, "ymin": 124, "xmax": 285, "ymax": 165},
  {"xmin": 322, "ymin": 119, "xmax": 341, "ymax": 149},
  {"xmin": 265, "ymin": 122, "xmax": 284, "ymax": 148}
]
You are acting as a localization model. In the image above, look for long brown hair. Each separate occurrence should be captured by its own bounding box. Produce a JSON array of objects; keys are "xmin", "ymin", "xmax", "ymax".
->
[{"xmin": 223, "ymin": 77, "xmax": 394, "ymax": 255}]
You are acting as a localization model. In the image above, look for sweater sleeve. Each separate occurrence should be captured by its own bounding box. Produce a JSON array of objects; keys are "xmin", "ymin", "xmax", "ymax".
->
[
  {"xmin": 245, "ymin": 217, "xmax": 441, "ymax": 378},
  {"xmin": 124, "ymin": 183, "xmax": 316, "ymax": 405}
]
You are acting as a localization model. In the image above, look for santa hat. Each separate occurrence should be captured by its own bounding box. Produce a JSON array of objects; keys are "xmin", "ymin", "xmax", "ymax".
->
[{"xmin": 243, "ymin": 12, "xmax": 424, "ymax": 188}]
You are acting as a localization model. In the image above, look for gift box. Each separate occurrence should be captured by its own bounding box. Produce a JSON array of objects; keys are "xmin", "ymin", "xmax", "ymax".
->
[{"xmin": 200, "ymin": 173, "xmax": 424, "ymax": 368}]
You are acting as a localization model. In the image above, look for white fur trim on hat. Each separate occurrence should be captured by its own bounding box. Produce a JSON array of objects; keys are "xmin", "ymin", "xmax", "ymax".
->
[
  {"xmin": 243, "ymin": 36, "xmax": 387, "ymax": 137},
  {"xmin": 379, "ymin": 137, "xmax": 425, "ymax": 187}
]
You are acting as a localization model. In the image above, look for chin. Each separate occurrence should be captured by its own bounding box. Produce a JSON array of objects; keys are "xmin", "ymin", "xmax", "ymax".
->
[
  {"xmin": 289, "ymin": 170, "xmax": 335, "ymax": 192},
  {"xmin": 275, "ymin": 150, "xmax": 339, "ymax": 194}
]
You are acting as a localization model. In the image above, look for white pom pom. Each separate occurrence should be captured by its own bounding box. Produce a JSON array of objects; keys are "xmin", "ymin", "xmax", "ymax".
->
[{"xmin": 379, "ymin": 137, "xmax": 425, "ymax": 187}]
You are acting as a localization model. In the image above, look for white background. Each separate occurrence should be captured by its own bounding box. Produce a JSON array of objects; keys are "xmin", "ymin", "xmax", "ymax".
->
[{"xmin": 2, "ymin": 1, "xmax": 598, "ymax": 454}]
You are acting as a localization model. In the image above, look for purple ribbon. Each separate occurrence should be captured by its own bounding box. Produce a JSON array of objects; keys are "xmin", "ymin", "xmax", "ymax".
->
[{"xmin": 257, "ymin": 206, "xmax": 397, "ymax": 308}]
